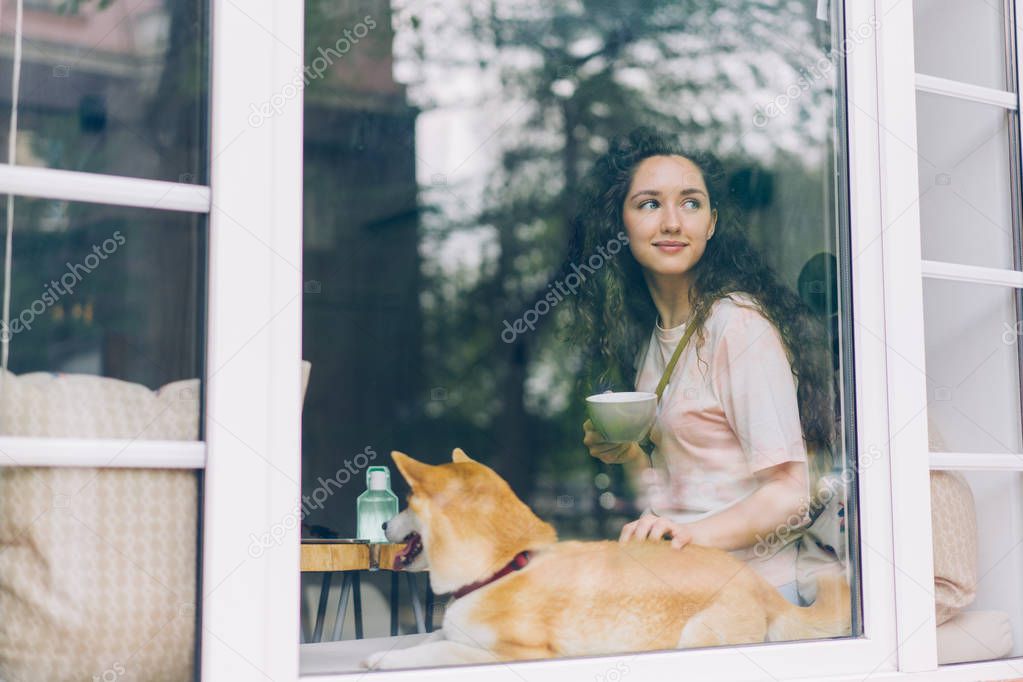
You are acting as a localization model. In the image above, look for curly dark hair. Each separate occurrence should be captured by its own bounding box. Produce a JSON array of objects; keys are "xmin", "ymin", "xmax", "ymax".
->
[{"xmin": 562, "ymin": 127, "xmax": 836, "ymax": 469}]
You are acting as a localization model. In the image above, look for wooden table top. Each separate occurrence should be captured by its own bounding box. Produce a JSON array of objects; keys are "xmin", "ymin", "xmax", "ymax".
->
[{"xmin": 300, "ymin": 542, "xmax": 413, "ymax": 572}]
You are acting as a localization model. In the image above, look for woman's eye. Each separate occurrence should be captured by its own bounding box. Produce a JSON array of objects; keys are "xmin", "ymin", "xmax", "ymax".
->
[
  {"xmin": 639, "ymin": 199, "xmax": 659, "ymax": 209},
  {"xmin": 682, "ymin": 199, "xmax": 700, "ymax": 209}
]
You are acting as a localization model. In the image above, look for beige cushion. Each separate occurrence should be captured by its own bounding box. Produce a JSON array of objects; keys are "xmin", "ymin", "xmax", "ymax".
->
[
  {"xmin": 930, "ymin": 470, "xmax": 979, "ymax": 625},
  {"xmin": 0, "ymin": 466, "xmax": 198, "ymax": 682},
  {"xmin": 0, "ymin": 371, "xmax": 199, "ymax": 440},
  {"xmin": 0, "ymin": 370, "xmax": 199, "ymax": 681},
  {"xmin": 0, "ymin": 360, "xmax": 311, "ymax": 440},
  {"xmin": 927, "ymin": 419, "xmax": 979, "ymax": 625},
  {"xmin": 936, "ymin": 610, "xmax": 1014, "ymax": 664},
  {"xmin": 0, "ymin": 361, "xmax": 311, "ymax": 682}
]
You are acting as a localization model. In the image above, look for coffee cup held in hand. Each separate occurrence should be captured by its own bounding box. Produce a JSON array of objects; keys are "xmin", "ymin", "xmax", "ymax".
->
[{"xmin": 585, "ymin": 391, "xmax": 657, "ymax": 444}]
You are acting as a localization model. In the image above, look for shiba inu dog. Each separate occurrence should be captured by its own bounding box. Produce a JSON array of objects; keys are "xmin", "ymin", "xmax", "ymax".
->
[{"xmin": 361, "ymin": 448, "xmax": 850, "ymax": 671}]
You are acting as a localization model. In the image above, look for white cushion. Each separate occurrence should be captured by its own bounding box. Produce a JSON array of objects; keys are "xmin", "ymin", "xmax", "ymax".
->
[{"xmin": 936, "ymin": 610, "xmax": 1014, "ymax": 664}]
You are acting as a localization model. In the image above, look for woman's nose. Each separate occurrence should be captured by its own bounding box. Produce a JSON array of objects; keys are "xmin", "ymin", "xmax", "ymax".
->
[{"xmin": 661, "ymin": 204, "xmax": 682, "ymax": 231}]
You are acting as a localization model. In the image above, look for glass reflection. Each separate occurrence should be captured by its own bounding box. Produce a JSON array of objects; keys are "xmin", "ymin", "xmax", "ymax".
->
[
  {"xmin": 0, "ymin": 0, "xmax": 208, "ymax": 182},
  {"xmin": 301, "ymin": 0, "xmax": 859, "ymax": 659}
]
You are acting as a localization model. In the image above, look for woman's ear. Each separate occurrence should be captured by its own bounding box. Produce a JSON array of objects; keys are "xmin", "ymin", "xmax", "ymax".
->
[{"xmin": 708, "ymin": 208, "xmax": 718, "ymax": 239}]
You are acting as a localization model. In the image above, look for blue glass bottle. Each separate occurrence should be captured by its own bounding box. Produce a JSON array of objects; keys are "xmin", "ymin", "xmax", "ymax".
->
[{"xmin": 356, "ymin": 466, "xmax": 398, "ymax": 543}]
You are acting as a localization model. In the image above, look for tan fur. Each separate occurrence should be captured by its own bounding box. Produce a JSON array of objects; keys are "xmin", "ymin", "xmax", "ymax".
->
[{"xmin": 362, "ymin": 449, "xmax": 851, "ymax": 670}]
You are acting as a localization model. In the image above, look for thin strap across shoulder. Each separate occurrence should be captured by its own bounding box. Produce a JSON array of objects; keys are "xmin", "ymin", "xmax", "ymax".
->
[
  {"xmin": 639, "ymin": 319, "xmax": 699, "ymax": 459},
  {"xmin": 654, "ymin": 321, "xmax": 699, "ymax": 401}
]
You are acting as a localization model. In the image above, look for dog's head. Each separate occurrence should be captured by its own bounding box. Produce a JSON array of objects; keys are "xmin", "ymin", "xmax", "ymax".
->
[{"xmin": 384, "ymin": 448, "xmax": 557, "ymax": 595}]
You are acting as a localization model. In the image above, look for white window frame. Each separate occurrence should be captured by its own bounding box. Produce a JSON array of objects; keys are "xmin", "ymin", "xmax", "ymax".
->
[
  {"xmin": 881, "ymin": 0, "xmax": 1023, "ymax": 678},
  {"xmin": 0, "ymin": 0, "xmax": 305, "ymax": 680}
]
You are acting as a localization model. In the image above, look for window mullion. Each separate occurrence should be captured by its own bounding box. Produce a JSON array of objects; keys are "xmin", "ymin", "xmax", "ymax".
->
[
  {"xmin": 0, "ymin": 165, "xmax": 211, "ymax": 213},
  {"xmin": 914, "ymin": 74, "xmax": 1017, "ymax": 109},
  {"xmin": 0, "ymin": 435, "xmax": 205, "ymax": 469},
  {"xmin": 921, "ymin": 260, "xmax": 1023, "ymax": 287}
]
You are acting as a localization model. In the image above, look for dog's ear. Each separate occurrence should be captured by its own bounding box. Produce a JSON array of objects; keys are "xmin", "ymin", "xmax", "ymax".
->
[
  {"xmin": 391, "ymin": 451, "xmax": 434, "ymax": 490},
  {"xmin": 451, "ymin": 447, "xmax": 475, "ymax": 463}
]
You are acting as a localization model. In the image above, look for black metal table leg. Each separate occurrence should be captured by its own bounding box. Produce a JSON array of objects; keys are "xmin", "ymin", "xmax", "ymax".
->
[
  {"xmin": 330, "ymin": 573, "xmax": 353, "ymax": 641},
  {"xmin": 425, "ymin": 581, "xmax": 434, "ymax": 633},
  {"xmin": 352, "ymin": 571, "xmax": 364, "ymax": 639},
  {"xmin": 406, "ymin": 572, "xmax": 426, "ymax": 633},
  {"xmin": 300, "ymin": 574, "xmax": 310, "ymax": 643},
  {"xmin": 312, "ymin": 572, "xmax": 332, "ymax": 643},
  {"xmin": 390, "ymin": 571, "xmax": 399, "ymax": 636}
]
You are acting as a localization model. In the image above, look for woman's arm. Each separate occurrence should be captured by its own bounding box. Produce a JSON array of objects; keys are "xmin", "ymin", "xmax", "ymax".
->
[{"xmin": 619, "ymin": 460, "xmax": 809, "ymax": 550}]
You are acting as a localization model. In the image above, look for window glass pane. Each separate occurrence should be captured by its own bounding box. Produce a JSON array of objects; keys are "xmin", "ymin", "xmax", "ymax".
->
[
  {"xmin": 301, "ymin": 0, "xmax": 859, "ymax": 667},
  {"xmin": 913, "ymin": 0, "xmax": 1010, "ymax": 91},
  {"xmin": 0, "ymin": 197, "xmax": 205, "ymax": 440},
  {"xmin": 0, "ymin": 466, "xmax": 199, "ymax": 678},
  {"xmin": 929, "ymin": 470, "xmax": 1023, "ymax": 663},
  {"xmin": 923, "ymin": 279, "xmax": 1022, "ymax": 454},
  {"xmin": 0, "ymin": 0, "xmax": 208, "ymax": 182},
  {"xmin": 916, "ymin": 92, "xmax": 1016, "ymax": 270}
]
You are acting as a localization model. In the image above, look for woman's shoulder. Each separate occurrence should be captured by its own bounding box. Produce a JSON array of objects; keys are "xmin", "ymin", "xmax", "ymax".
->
[
  {"xmin": 701, "ymin": 292, "xmax": 776, "ymax": 341},
  {"xmin": 706, "ymin": 291, "xmax": 767, "ymax": 323},
  {"xmin": 699, "ymin": 293, "xmax": 791, "ymax": 375}
]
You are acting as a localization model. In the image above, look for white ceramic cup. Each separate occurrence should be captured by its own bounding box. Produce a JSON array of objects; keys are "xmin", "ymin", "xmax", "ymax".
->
[{"xmin": 585, "ymin": 391, "xmax": 657, "ymax": 444}]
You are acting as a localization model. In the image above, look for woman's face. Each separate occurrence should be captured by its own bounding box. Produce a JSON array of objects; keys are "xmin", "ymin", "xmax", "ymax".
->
[{"xmin": 622, "ymin": 154, "xmax": 717, "ymax": 280}]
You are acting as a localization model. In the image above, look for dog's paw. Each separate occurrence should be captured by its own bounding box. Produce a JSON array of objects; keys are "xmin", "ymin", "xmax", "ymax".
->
[{"xmin": 360, "ymin": 650, "xmax": 389, "ymax": 670}]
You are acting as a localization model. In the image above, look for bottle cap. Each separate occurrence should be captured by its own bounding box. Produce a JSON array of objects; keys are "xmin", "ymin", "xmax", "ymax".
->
[{"xmin": 368, "ymin": 469, "xmax": 388, "ymax": 491}]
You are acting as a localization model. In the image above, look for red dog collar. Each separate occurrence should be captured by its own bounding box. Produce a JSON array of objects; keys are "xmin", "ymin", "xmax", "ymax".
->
[{"xmin": 452, "ymin": 551, "xmax": 532, "ymax": 600}]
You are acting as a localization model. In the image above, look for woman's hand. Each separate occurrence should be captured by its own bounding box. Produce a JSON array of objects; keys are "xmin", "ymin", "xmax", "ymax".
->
[
  {"xmin": 583, "ymin": 419, "xmax": 641, "ymax": 464},
  {"xmin": 618, "ymin": 511, "xmax": 694, "ymax": 550}
]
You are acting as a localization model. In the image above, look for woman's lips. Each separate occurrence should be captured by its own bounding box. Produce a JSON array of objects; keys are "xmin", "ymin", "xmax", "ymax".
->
[{"xmin": 654, "ymin": 242, "xmax": 687, "ymax": 253}]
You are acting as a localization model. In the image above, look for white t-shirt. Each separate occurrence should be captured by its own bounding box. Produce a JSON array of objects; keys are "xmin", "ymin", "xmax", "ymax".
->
[{"xmin": 631, "ymin": 292, "xmax": 809, "ymax": 587}]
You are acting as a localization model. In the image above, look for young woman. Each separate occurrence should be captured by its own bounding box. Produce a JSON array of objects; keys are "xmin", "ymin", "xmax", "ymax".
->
[{"xmin": 566, "ymin": 127, "xmax": 836, "ymax": 604}]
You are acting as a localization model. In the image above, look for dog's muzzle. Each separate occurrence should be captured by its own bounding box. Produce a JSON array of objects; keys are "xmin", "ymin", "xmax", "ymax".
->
[{"xmin": 393, "ymin": 532, "xmax": 423, "ymax": 570}]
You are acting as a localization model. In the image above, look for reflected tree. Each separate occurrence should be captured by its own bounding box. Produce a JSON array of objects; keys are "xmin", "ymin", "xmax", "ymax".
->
[
  {"xmin": 391, "ymin": 0, "xmax": 837, "ymax": 514},
  {"xmin": 1, "ymin": 0, "xmax": 207, "ymax": 387}
]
